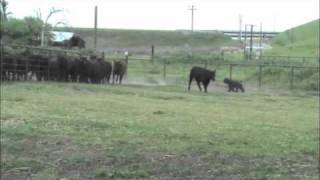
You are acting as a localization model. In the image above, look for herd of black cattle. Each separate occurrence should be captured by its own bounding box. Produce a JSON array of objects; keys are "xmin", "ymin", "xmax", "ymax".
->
[
  {"xmin": 1, "ymin": 51, "xmax": 245, "ymax": 93},
  {"xmin": 1, "ymin": 52, "xmax": 127, "ymax": 84}
]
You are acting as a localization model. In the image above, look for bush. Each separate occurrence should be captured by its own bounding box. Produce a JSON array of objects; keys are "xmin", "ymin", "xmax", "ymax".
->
[{"xmin": 2, "ymin": 17, "xmax": 45, "ymax": 45}]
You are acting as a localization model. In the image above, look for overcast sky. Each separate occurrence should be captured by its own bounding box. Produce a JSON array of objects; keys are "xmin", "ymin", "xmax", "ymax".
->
[{"xmin": 7, "ymin": 0, "xmax": 319, "ymax": 31}]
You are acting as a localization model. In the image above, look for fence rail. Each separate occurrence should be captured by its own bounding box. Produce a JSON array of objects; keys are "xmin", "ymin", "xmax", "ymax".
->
[{"xmin": 2, "ymin": 43, "xmax": 319, "ymax": 90}]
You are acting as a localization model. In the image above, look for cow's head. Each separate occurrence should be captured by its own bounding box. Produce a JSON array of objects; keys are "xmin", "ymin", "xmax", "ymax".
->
[
  {"xmin": 211, "ymin": 70, "xmax": 216, "ymax": 81},
  {"xmin": 223, "ymin": 78, "xmax": 230, "ymax": 84}
]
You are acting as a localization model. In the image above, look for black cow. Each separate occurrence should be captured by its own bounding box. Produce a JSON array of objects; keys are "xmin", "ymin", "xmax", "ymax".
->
[
  {"xmin": 112, "ymin": 60, "xmax": 127, "ymax": 84},
  {"xmin": 63, "ymin": 35, "xmax": 85, "ymax": 49},
  {"xmin": 48, "ymin": 56, "xmax": 59, "ymax": 81},
  {"xmin": 188, "ymin": 66, "xmax": 216, "ymax": 93},
  {"xmin": 223, "ymin": 78, "xmax": 245, "ymax": 92},
  {"xmin": 28, "ymin": 54, "xmax": 49, "ymax": 81},
  {"xmin": 102, "ymin": 60, "xmax": 112, "ymax": 84}
]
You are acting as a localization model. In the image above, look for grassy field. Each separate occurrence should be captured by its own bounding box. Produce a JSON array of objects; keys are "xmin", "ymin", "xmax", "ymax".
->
[
  {"xmin": 265, "ymin": 19, "xmax": 319, "ymax": 57},
  {"xmin": 1, "ymin": 82, "xmax": 318, "ymax": 179}
]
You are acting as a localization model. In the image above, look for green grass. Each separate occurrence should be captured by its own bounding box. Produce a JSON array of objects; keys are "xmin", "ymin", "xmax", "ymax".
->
[
  {"xmin": 55, "ymin": 27, "xmax": 235, "ymax": 56},
  {"xmin": 266, "ymin": 19, "xmax": 320, "ymax": 57},
  {"xmin": 1, "ymin": 82, "xmax": 318, "ymax": 179}
]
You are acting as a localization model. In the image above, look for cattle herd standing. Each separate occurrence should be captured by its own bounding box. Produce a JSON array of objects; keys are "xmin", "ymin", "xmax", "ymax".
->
[
  {"xmin": 1, "ymin": 48, "xmax": 245, "ymax": 93},
  {"xmin": 1, "ymin": 50, "xmax": 127, "ymax": 84}
]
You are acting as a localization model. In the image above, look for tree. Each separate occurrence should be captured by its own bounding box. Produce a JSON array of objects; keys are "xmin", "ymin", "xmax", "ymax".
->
[
  {"xmin": 36, "ymin": 7, "xmax": 63, "ymax": 46},
  {"xmin": 2, "ymin": 17, "xmax": 43, "ymax": 45},
  {"xmin": 0, "ymin": 0, "xmax": 12, "ymax": 21}
]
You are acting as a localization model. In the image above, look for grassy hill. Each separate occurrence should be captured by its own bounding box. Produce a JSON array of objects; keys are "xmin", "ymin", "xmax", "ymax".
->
[
  {"xmin": 266, "ymin": 19, "xmax": 319, "ymax": 57},
  {"xmin": 58, "ymin": 27, "xmax": 235, "ymax": 56}
]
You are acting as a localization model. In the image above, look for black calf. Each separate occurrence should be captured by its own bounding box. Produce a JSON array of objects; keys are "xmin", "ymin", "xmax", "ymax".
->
[{"xmin": 223, "ymin": 78, "xmax": 245, "ymax": 93}]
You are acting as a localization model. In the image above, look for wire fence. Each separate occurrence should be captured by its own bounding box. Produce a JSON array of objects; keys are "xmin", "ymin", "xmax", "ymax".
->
[{"xmin": 1, "ymin": 43, "xmax": 319, "ymax": 91}]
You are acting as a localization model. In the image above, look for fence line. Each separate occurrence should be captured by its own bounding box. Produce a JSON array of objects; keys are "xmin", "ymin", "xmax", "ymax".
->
[
  {"xmin": 2, "ymin": 43, "xmax": 319, "ymax": 90},
  {"xmin": 159, "ymin": 62, "xmax": 319, "ymax": 90}
]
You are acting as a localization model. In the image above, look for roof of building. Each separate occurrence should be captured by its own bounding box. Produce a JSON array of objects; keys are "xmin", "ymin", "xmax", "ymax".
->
[{"xmin": 51, "ymin": 31, "xmax": 74, "ymax": 42}]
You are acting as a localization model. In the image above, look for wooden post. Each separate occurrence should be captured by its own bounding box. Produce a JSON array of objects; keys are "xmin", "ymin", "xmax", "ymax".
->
[
  {"xmin": 229, "ymin": 64, "xmax": 233, "ymax": 79},
  {"xmin": 125, "ymin": 51, "xmax": 129, "ymax": 79},
  {"xmin": 25, "ymin": 58, "xmax": 29, "ymax": 81},
  {"xmin": 204, "ymin": 60, "xmax": 208, "ymax": 69},
  {"xmin": 47, "ymin": 50, "xmax": 52, "ymax": 81},
  {"xmin": 290, "ymin": 67, "xmax": 294, "ymax": 89},
  {"xmin": 151, "ymin": 45, "xmax": 154, "ymax": 64},
  {"xmin": 258, "ymin": 65, "xmax": 262, "ymax": 88},
  {"xmin": 163, "ymin": 59, "xmax": 166, "ymax": 80}
]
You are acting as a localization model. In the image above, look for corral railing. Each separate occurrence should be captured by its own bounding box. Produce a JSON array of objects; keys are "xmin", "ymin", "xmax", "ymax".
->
[
  {"xmin": 259, "ymin": 55, "xmax": 319, "ymax": 65},
  {"xmin": 127, "ymin": 57, "xmax": 319, "ymax": 90},
  {"xmin": 1, "ymin": 43, "xmax": 319, "ymax": 90}
]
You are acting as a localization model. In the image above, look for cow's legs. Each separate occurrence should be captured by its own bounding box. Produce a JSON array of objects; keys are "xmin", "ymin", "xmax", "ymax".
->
[
  {"xmin": 112, "ymin": 73, "xmax": 115, "ymax": 84},
  {"xmin": 119, "ymin": 74, "xmax": 123, "ymax": 84},
  {"xmin": 204, "ymin": 82, "xmax": 208, "ymax": 93},
  {"xmin": 196, "ymin": 81, "xmax": 202, "ymax": 92},
  {"xmin": 228, "ymin": 85, "xmax": 232, "ymax": 92},
  {"xmin": 188, "ymin": 77, "xmax": 193, "ymax": 91}
]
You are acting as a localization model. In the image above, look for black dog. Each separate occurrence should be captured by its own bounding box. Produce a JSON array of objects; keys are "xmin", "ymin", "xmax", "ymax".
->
[
  {"xmin": 223, "ymin": 78, "xmax": 245, "ymax": 92},
  {"xmin": 188, "ymin": 66, "xmax": 216, "ymax": 93}
]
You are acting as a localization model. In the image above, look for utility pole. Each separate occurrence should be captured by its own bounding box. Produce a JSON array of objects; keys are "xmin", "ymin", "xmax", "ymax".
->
[
  {"xmin": 244, "ymin": 24, "xmax": 252, "ymax": 59},
  {"xmin": 244, "ymin": 24, "xmax": 254, "ymax": 60},
  {"xmin": 249, "ymin": 24, "xmax": 254, "ymax": 60},
  {"xmin": 259, "ymin": 22, "xmax": 263, "ymax": 59},
  {"xmin": 239, "ymin": 14, "xmax": 242, "ymax": 42},
  {"xmin": 243, "ymin": 25, "xmax": 248, "ymax": 59},
  {"xmin": 189, "ymin": 5, "xmax": 196, "ymax": 32},
  {"xmin": 94, "ymin": 5, "xmax": 98, "ymax": 49}
]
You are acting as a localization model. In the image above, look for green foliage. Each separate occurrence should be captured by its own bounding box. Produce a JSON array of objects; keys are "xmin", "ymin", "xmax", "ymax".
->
[
  {"xmin": 0, "ymin": 0, "xmax": 12, "ymax": 21},
  {"xmin": 2, "ymin": 17, "xmax": 44, "ymax": 45}
]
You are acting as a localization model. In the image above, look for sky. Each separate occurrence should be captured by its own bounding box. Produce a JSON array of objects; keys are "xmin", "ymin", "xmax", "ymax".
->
[{"xmin": 7, "ymin": 0, "xmax": 320, "ymax": 31}]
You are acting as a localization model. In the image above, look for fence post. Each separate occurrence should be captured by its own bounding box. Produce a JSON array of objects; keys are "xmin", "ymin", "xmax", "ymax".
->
[
  {"xmin": 151, "ymin": 45, "xmax": 154, "ymax": 64},
  {"xmin": 47, "ymin": 50, "xmax": 52, "ymax": 81},
  {"xmin": 229, "ymin": 64, "xmax": 233, "ymax": 79},
  {"xmin": 290, "ymin": 67, "xmax": 294, "ymax": 89},
  {"xmin": 125, "ymin": 52, "xmax": 129, "ymax": 80},
  {"xmin": 163, "ymin": 59, "xmax": 166, "ymax": 80},
  {"xmin": 25, "ymin": 58, "xmax": 29, "ymax": 81},
  {"xmin": 258, "ymin": 65, "xmax": 262, "ymax": 88}
]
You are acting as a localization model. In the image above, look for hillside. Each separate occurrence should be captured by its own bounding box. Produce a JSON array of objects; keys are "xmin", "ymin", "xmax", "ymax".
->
[
  {"xmin": 266, "ymin": 19, "xmax": 319, "ymax": 57},
  {"xmin": 57, "ymin": 27, "xmax": 235, "ymax": 56}
]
